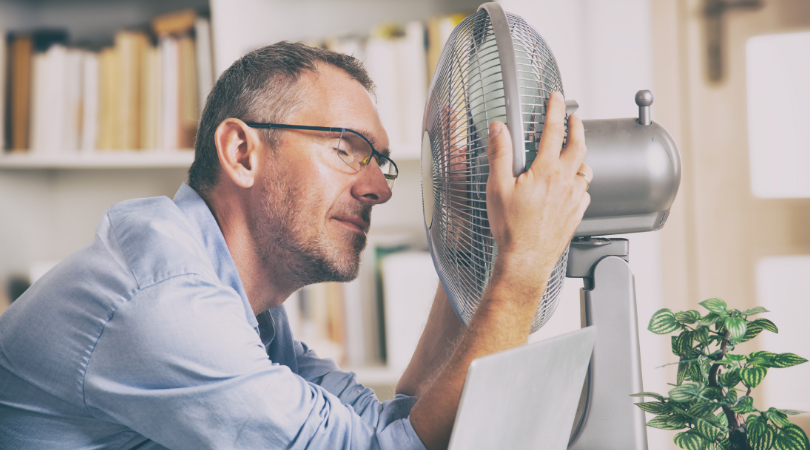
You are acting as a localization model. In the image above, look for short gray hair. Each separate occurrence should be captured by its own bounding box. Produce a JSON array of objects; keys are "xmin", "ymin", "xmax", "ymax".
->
[{"xmin": 188, "ymin": 41, "xmax": 375, "ymax": 195}]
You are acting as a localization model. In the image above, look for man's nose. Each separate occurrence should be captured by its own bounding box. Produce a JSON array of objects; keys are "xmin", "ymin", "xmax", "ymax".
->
[{"xmin": 352, "ymin": 159, "xmax": 393, "ymax": 205}]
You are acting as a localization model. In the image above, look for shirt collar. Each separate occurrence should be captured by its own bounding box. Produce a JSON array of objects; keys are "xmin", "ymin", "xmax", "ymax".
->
[{"xmin": 173, "ymin": 183, "xmax": 258, "ymax": 328}]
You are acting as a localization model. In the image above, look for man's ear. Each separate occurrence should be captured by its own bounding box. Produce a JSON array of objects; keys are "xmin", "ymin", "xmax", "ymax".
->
[{"xmin": 214, "ymin": 118, "xmax": 263, "ymax": 189}]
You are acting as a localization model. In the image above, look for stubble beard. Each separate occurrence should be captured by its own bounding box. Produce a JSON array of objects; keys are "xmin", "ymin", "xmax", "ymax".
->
[{"xmin": 249, "ymin": 170, "xmax": 371, "ymax": 289}]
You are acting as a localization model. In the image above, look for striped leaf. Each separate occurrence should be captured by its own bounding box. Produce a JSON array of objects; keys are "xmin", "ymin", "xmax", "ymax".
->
[
  {"xmin": 676, "ymin": 310, "xmax": 702, "ymax": 324},
  {"xmin": 748, "ymin": 416, "xmax": 768, "ymax": 440},
  {"xmin": 774, "ymin": 424, "xmax": 810, "ymax": 450},
  {"xmin": 726, "ymin": 354, "xmax": 746, "ymax": 361},
  {"xmin": 778, "ymin": 410, "xmax": 810, "ymax": 416},
  {"xmin": 741, "ymin": 367, "xmax": 768, "ymax": 388},
  {"xmin": 772, "ymin": 353, "xmax": 808, "ymax": 368},
  {"xmin": 716, "ymin": 411, "xmax": 729, "ymax": 427},
  {"xmin": 696, "ymin": 418, "xmax": 723, "ymax": 441},
  {"xmin": 695, "ymin": 326, "xmax": 710, "ymax": 344},
  {"xmin": 718, "ymin": 368, "xmax": 742, "ymax": 389},
  {"xmin": 700, "ymin": 298, "xmax": 729, "ymax": 315},
  {"xmin": 650, "ymin": 309, "xmax": 682, "ymax": 334},
  {"xmin": 690, "ymin": 401, "xmax": 720, "ymax": 418},
  {"xmin": 674, "ymin": 430, "xmax": 707, "ymax": 450},
  {"xmin": 765, "ymin": 408, "xmax": 790, "ymax": 427},
  {"xmin": 700, "ymin": 312, "xmax": 724, "ymax": 327},
  {"xmin": 743, "ymin": 306, "xmax": 769, "ymax": 316},
  {"xmin": 740, "ymin": 322, "xmax": 764, "ymax": 343},
  {"xmin": 730, "ymin": 396, "xmax": 754, "ymax": 414},
  {"xmin": 749, "ymin": 422, "xmax": 777, "ymax": 450},
  {"xmin": 670, "ymin": 382, "xmax": 703, "ymax": 403},
  {"xmin": 702, "ymin": 387, "xmax": 723, "ymax": 401},
  {"xmin": 647, "ymin": 414, "xmax": 688, "ymax": 430},
  {"xmin": 630, "ymin": 392, "xmax": 666, "ymax": 402},
  {"xmin": 636, "ymin": 401, "xmax": 672, "ymax": 415},
  {"xmin": 752, "ymin": 318, "xmax": 779, "ymax": 334},
  {"xmin": 677, "ymin": 361, "xmax": 689, "ymax": 385},
  {"xmin": 687, "ymin": 362, "xmax": 705, "ymax": 383},
  {"xmin": 724, "ymin": 317, "xmax": 747, "ymax": 342}
]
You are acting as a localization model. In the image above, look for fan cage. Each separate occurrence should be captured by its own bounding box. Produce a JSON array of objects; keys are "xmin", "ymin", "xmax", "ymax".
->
[{"xmin": 423, "ymin": 8, "xmax": 569, "ymax": 332}]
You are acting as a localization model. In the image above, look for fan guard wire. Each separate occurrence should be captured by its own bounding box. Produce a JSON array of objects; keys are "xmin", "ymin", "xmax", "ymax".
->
[{"xmin": 422, "ymin": 5, "xmax": 569, "ymax": 332}]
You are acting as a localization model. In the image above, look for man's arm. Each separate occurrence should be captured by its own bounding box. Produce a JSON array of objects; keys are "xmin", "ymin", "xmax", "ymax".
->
[{"xmin": 405, "ymin": 92, "xmax": 592, "ymax": 450}]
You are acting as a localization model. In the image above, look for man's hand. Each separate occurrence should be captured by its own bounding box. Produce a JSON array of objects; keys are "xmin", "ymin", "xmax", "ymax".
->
[
  {"xmin": 407, "ymin": 92, "xmax": 591, "ymax": 450},
  {"xmin": 485, "ymin": 91, "xmax": 591, "ymax": 304}
]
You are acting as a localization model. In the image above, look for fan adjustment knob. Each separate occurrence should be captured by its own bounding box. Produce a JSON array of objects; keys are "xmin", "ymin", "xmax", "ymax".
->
[{"xmin": 635, "ymin": 90, "xmax": 654, "ymax": 125}]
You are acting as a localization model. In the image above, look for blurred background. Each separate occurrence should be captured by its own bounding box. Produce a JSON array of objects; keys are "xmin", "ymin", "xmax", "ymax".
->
[{"xmin": 1, "ymin": 0, "xmax": 808, "ymax": 446}]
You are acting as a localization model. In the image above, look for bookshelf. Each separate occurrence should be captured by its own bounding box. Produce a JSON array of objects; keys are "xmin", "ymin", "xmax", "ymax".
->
[{"xmin": 0, "ymin": 150, "xmax": 195, "ymax": 169}]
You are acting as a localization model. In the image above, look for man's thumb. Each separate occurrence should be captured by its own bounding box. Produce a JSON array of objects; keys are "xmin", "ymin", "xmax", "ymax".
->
[{"xmin": 487, "ymin": 121, "xmax": 514, "ymax": 184}]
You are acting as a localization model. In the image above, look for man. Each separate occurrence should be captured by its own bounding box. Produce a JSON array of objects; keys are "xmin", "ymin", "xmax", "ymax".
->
[{"xmin": 0, "ymin": 42, "xmax": 591, "ymax": 450}]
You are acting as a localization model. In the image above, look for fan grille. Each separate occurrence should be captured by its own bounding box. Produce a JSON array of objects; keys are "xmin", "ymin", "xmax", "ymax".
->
[{"xmin": 423, "ymin": 8, "xmax": 568, "ymax": 332}]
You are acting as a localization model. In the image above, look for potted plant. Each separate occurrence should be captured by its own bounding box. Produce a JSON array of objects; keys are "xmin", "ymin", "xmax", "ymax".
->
[{"xmin": 634, "ymin": 298, "xmax": 808, "ymax": 450}]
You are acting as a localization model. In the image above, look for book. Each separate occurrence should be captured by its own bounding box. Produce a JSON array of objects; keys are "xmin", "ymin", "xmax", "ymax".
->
[
  {"xmin": 158, "ymin": 35, "xmax": 179, "ymax": 150},
  {"xmin": 177, "ymin": 34, "xmax": 198, "ymax": 148},
  {"xmin": 151, "ymin": 9, "xmax": 197, "ymax": 37},
  {"xmin": 97, "ymin": 46, "xmax": 118, "ymax": 150},
  {"xmin": 194, "ymin": 16, "xmax": 214, "ymax": 109},
  {"xmin": 80, "ymin": 52, "xmax": 99, "ymax": 152},
  {"xmin": 115, "ymin": 30, "xmax": 149, "ymax": 150},
  {"xmin": 140, "ymin": 44, "xmax": 159, "ymax": 150},
  {"xmin": 9, "ymin": 34, "xmax": 33, "ymax": 152},
  {"xmin": 0, "ymin": 30, "xmax": 5, "ymax": 151}
]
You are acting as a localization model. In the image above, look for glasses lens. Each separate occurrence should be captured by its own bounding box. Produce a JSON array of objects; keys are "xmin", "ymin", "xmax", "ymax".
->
[{"xmin": 336, "ymin": 131, "xmax": 397, "ymax": 191}]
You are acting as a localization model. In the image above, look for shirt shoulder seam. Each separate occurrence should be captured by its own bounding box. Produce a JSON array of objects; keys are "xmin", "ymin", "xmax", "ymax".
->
[{"xmin": 79, "ymin": 272, "xmax": 203, "ymax": 416}]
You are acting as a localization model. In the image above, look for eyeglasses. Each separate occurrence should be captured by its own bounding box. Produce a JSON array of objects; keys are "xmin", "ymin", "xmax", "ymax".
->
[{"xmin": 244, "ymin": 123, "xmax": 399, "ymax": 190}]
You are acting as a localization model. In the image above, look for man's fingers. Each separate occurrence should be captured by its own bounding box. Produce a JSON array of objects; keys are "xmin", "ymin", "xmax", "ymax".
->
[
  {"xmin": 560, "ymin": 112, "xmax": 587, "ymax": 175},
  {"xmin": 487, "ymin": 121, "xmax": 514, "ymax": 188},
  {"xmin": 532, "ymin": 91, "xmax": 567, "ymax": 173}
]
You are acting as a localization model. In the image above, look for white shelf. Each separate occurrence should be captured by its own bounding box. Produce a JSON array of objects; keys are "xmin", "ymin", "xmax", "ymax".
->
[
  {"xmin": 345, "ymin": 365, "xmax": 404, "ymax": 386},
  {"xmin": 0, "ymin": 150, "xmax": 195, "ymax": 169}
]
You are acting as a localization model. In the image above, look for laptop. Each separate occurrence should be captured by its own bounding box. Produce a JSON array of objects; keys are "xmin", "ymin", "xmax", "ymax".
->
[{"xmin": 448, "ymin": 327, "xmax": 596, "ymax": 450}]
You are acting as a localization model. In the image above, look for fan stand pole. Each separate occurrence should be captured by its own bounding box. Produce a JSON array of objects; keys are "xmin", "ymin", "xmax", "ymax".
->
[{"xmin": 566, "ymin": 237, "xmax": 648, "ymax": 450}]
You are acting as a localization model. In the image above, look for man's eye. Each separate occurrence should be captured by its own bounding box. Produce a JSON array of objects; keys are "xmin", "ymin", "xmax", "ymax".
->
[{"xmin": 333, "ymin": 148, "xmax": 350, "ymax": 159}]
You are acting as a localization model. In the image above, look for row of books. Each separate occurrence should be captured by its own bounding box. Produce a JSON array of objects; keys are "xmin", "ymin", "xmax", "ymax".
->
[{"xmin": 1, "ymin": 9, "xmax": 214, "ymax": 154}]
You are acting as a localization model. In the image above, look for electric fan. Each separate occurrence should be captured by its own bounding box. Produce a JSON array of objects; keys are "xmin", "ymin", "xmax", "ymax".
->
[{"xmin": 421, "ymin": 4, "xmax": 681, "ymax": 450}]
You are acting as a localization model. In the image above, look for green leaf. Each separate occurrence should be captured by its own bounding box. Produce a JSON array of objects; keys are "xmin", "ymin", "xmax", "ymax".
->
[
  {"xmin": 778, "ymin": 410, "xmax": 810, "ymax": 416},
  {"xmin": 774, "ymin": 424, "xmax": 810, "ymax": 450},
  {"xmin": 694, "ymin": 327, "xmax": 710, "ymax": 345},
  {"xmin": 726, "ymin": 354, "xmax": 746, "ymax": 361},
  {"xmin": 724, "ymin": 317, "xmax": 747, "ymax": 341},
  {"xmin": 676, "ymin": 310, "xmax": 702, "ymax": 324},
  {"xmin": 690, "ymin": 401, "xmax": 720, "ymax": 418},
  {"xmin": 699, "ymin": 357, "xmax": 712, "ymax": 379},
  {"xmin": 702, "ymin": 387, "xmax": 723, "ymax": 400},
  {"xmin": 740, "ymin": 322, "xmax": 764, "ymax": 343},
  {"xmin": 741, "ymin": 366, "xmax": 768, "ymax": 388},
  {"xmin": 647, "ymin": 414, "xmax": 689, "ymax": 430},
  {"xmin": 700, "ymin": 298, "xmax": 729, "ymax": 315},
  {"xmin": 677, "ymin": 360, "xmax": 689, "ymax": 385},
  {"xmin": 748, "ymin": 351, "xmax": 778, "ymax": 367},
  {"xmin": 700, "ymin": 312, "xmax": 724, "ymax": 327},
  {"xmin": 630, "ymin": 392, "xmax": 666, "ymax": 401},
  {"xmin": 670, "ymin": 382, "xmax": 703, "ymax": 403},
  {"xmin": 723, "ymin": 389, "xmax": 738, "ymax": 405},
  {"xmin": 772, "ymin": 353, "xmax": 808, "ymax": 368},
  {"xmin": 716, "ymin": 410, "xmax": 729, "ymax": 427},
  {"xmin": 730, "ymin": 396, "xmax": 754, "ymax": 413},
  {"xmin": 636, "ymin": 401, "xmax": 672, "ymax": 415},
  {"xmin": 696, "ymin": 418, "xmax": 723, "ymax": 441},
  {"xmin": 718, "ymin": 367, "xmax": 742, "ymax": 389},
  {"xmin": 764, "ymin": 408, "xmax": 790, "ymax": 427},
  {"xmin": 675, "ymin": 430, "xmax": 708, "ymax": 450},
  {"xmin": 749, "ymin": 419, "xmax": 777, "ymax": 450},
  {"xmin": 650, "ymin": 309, "xmax": 682, "ymax": 334},
  {"xmin": 751, "ymin": 318, "xmax": 779, "ymax": 334},
  {"xmin": 743, "ymin": 306, "xmax": 769, "ymax": 316}
]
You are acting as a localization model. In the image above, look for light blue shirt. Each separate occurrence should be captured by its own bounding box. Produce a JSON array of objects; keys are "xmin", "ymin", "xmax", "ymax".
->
[{"xmin": 0, "ymin": 184, "xmax": 427, "ymax": 450}]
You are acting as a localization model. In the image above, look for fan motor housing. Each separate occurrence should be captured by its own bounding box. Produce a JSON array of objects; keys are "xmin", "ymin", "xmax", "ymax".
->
[{"xmin": 576, "ymin": 117, "xmax": 681, "ymax": 237}]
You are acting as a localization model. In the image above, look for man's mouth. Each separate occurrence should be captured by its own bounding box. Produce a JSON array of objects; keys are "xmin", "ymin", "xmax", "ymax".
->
[{"xmin": 334, "ymin": 216, "xmax": 369, "ymax": 235}]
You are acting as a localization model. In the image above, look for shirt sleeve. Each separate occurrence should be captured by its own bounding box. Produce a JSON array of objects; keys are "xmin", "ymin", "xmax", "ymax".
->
[{"xmin": 82, "ymin": 274, "xmax": 427, "ymax": 450}]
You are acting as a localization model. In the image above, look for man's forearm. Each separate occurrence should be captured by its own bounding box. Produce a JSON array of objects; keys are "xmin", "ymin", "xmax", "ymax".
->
[
  {"xmin": 408, "ymin": 262, "xmax": 548, "ymax": 450},
  {"xmin": 396, "ymin": 286, "xmax": 466, "ymax": 399}
]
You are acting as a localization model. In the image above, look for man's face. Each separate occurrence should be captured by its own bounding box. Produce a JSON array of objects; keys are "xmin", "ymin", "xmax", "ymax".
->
[{"xmin": 248, "ymin": 65, "xmax": 392, "ymax": 287}]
